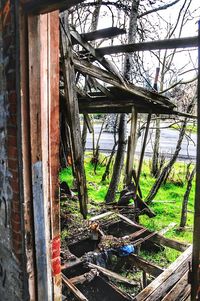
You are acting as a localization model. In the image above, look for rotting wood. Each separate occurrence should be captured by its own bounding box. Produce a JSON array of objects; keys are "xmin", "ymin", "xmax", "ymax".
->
[
  {"xmin": 73, "ymin": 57, "xmax": 174, "ymax": 109},
  {"xmin": 69, "ymin": 269, "xmax": 98, "ymax": 285},
  {"xmin": 62, "ymin": 273, "xmax": 89, "ymax": 301},
  {"xmin": 90, "ymin": 211, "xmax": 115, "ymax": 221},
  {"xmin": 162, "ymin": 272, "xmax": 190, "ymax": 301},
  {"xmin": 70, "ymin": 28, "xmax": 125, "ymax": 82},
  {"xmin": 72, "ymin": 27, "xmax": 126, "ymax": 44},
  {"xmin": 117, "ymin": 214, "xmax": 189, "ymax": 251},
  {"xmin": 88, "ymin": 263, "xmax": 138, "ymax": 286},
  {"xmin": 151, "ymin": 234, "xmax": 189, "ymax": 252},
  {"xmin": 128, "ymin": 254, "xmax": 164, "ymax": 278},
  {"xmin": 133, "ymin": 245, "xmax": 192, "ymax": 301},
  {"xmin": 95, "ymin": 36, "xmax": 198, "ymax": 55},
  {"xmin": 60, "ymin": 21, "xmax": 88, "ymax": 218}
]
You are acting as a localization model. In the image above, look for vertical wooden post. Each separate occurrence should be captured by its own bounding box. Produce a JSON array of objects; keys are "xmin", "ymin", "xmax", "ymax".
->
[
  {"xmin": 191, "ymin": 20, "xmax": 200, "ymax": 301},
  {"xmin": 60, "ymin": 21, "xmax": 88, "ymax": 218},
  {"xmin": 48, "ymin": 11, "xmax": 61, "ymax": 300},
  {"xmin": 19, "ymin": 7, "xmax": 36, "ymax": 300},
  {"xmin": 28, "ymin": 12, "xmax": 61, "ymax": 300},
  {"xmin": 125, "ymin": 107, "xmax": 138, "ymax": 186}
]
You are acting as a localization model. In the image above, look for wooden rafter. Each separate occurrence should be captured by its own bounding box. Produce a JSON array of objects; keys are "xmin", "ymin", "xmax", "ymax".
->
[
  {"xmin": 95, "ymin": 36, "xmax": 198, "ymax": 55},
  {"xmin": 23, "ymin": 0, "xmax": 86, "ymax": 14}
]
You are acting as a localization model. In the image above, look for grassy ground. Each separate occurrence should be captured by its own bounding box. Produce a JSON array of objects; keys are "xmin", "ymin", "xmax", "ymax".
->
[
  {"xmin": 60, "ymin": 153, "xmax": 195, "ymax": 264},
  {"xmin": 170, "ymin": 122, "xmax": 197, "ymax": 133}
]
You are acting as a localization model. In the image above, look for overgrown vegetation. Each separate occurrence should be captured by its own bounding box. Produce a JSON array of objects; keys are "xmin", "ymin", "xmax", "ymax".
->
[{"xmin": 60, "ymin": 153, "xmax": 195, "ymax": 247}]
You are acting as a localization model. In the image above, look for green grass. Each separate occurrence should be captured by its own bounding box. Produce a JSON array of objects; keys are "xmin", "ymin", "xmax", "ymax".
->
[
  {"xmin": 60, "ymin": 154, "xmax": 195, "ymax": 261},
  {"xmin": 170, "ymin": 123, "xmax": 197, "ymax": 133}
]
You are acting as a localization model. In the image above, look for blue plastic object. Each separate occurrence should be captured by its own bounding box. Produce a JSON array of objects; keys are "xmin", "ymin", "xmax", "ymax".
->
[{"xmin": 118, "ymin": 245, "xmax": 135, "ymax": 256}]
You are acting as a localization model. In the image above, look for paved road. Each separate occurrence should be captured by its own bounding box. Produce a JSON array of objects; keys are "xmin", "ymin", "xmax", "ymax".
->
[{"xmin": 85, "ymin": 123, "xmax": 197, "ymax": 162}]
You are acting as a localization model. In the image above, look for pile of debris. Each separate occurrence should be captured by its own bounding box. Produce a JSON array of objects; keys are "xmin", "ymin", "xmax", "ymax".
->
[{"xmin": 61, "ymin": 212, "xmax": 191, "ymax": 301}]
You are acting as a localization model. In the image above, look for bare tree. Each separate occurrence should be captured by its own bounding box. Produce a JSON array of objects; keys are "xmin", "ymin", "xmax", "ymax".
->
[{"xmin": 180, "ymin": 166, "xmax": 195, "ymax": 229}]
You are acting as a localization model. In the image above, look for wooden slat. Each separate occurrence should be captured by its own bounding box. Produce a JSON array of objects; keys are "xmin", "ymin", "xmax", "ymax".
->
[
  {"xmin": 70, "ymin": 28, "xmax": 125, "ymax": 82},
  {"xmin": 19, "ymin": 8, "xmax": 36, "ymax": 300},
  {"xmin": 62, "ymin": 273, "xmax": 89, "ymax": 301},
  {"xmin": 117, "ymin": 214, "xmax": 189, "ymax": 252},
  {"xmin": 88, "ymin": 263, "xmax": 138, "ymax": 286},
  {"xmin": 23, "ymin": 0, "xmax": 86, "ymax": 14},
  {"xmin": 95, "ymin": 36, "xmax": 198, "ymax": 55},
  {"xmin": 73, "ymin": 27, "xmax": 126, "ymax": 44},
  {"xmin": 61, "ymin": 23, "xmax": 88, "ymax": 218},
  {"xmin": 28, "ymin": 14, "xmax": 52, "ymax": 301},
  {"xmin": 133, "ymin": 246, "xmax": 192, "ymax": 301},
  {"xmin": 162, "ymin": 272, "xmax": 190, "ymax": 301},
  {"xmin": 128, "ymin": 255, "xmax": 164, "ymax": 278},
  {"xmin": 90, "ymin": 211, "xmax": 114, "ymax": 221},
  {"xmin": 73, "ymin": 57, "xmax": 175, "ymax": 109}
]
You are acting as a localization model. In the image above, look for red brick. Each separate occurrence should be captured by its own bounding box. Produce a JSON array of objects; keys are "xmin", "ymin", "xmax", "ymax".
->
[
  {"xmin": 7, "ymin": 113, "xmax": 17, "ymax": 127},
  {"xmin": 8, "ymin": 158, "xmax": 18, "ymax": 171},
  {"xmin": 10, "ymin": 176, "xmax": 19, "ymax": 193},
  {"xmin": 7, "ymin": 145, "xmax": 17, "ymax": 159},
  {"xmin": 12, "ymin": 200, "xmax": 20, "ymax": 213},
  {"xmin": 7, "ymin": 134, "xmax": 17, "ymax": 148},
  {"xmin": 11, "ymin": 219, "xmax": 21, "ymax": 233},
  {"xmin": 8, "ymin": 101, "xmax": 17, "ymax": 115},
  {"xmin": 8, "ymin": 90, "xmax": 17, "ymax": 103},
  {"xmin": 12, "ymin": 211, "xmax": 20, "ymax": 223},
  {"xmin": 12, "ymin": 231, "xmax": 22, "ymax": 242},
  {"xmin": 7, "ymin": 126, "xmax": 17, "ymax": 136},
  {"xmin": 12, "ymin": 239, "xmax": 22, "ymax": 255}
]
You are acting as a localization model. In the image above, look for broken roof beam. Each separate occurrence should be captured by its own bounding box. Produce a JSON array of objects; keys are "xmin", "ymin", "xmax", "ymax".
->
[
  {"xmin": 70, "ymin": 28, "xmax": 125, "ymax": 82},
  {"xmin": 73, "ymin": 57, "xmax": 174, "ymax": 109},
  {"xmin": 23, "ymin": 0, "xmax": 86, "ymax": 13},
  {"xmin": 72, "ymin": 27, "xmax": 126, "ymax": 44},
  {"xmin": 96, "ymin": 36, "xmax": 198, "ymax": 55}
]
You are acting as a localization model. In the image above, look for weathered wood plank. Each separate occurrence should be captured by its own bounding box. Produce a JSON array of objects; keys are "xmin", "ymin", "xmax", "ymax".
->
[
  {"xmin": 128, "ymin": 255, "xmax": 164, "ymax": 278},
  {"xmin": 73, "ymin": 27, "xmax": 126, "ymax": 44},
  {"xmin": 151, "ymin": 234, "xmax": 189, "ymax": 252},
  {"xmin": 61, "ymin": 22, "xmax": 88, "ymax": 218},
  {"xmin": 90, "ymin": 211, "xmax": 115, "ymax": 221},
  {"xmin": 73, "ymin": 57, "xmax": 174, "ymax": 109},
  {"xmin": 23, "ymin": 0, "xmax": 86, "ymax": 14},
  {"xmin": 133, "ymin": 246, "xmax": 192, "ymax": 301},
  {"xmin": 162, "ymin": 272, "xmax": 190, "ymax": 301},
  {"xmin": 28, "ymin": 14, "xmax": 52, "ymax": 301},
  {"xmin": 62, "ymin": 273, "xmax": 89, "ymax": 301},
  {"xmin": 96, "ymin": 36, "xmax": 198, "ymax": 55},
  {"xmin": 70, "ymin": 28, "xmax": 125, "ymax": 82},
  {"xmin": 117, "ymin": 214, "xmax": 189, "ymax": 251},
  {"xmin": 88, "ymin": 263, "xmax": 138, "ymax": 286}
]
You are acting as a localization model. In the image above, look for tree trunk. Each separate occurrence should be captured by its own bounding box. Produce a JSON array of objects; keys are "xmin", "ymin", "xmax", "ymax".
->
[
  {"xmin": 146, "ymin": 118, "xmax": 187, "ymax": 203},
  {"xmin": 180, "ymin": 167, "xmax": 195, "ymax": 228},
  {"xmin": 105, "ymin": 0, "xmax": 140, "ymax": 203},
  {"xmin": 146, "ymin": 92, "xmax": 196, "ymax": 203},
  {"xmin": 151, "ymin": 116, "xmax": 160, "ymax": 177},
  {"xmin": 105, "ymin": 113, "xmax": 127, "ymax": 203}
]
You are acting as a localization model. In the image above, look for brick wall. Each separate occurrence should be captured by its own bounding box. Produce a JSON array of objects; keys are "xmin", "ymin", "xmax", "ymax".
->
[{"xmin": 0, "ymin": 1, "xmax": 26, "ymax": 300}]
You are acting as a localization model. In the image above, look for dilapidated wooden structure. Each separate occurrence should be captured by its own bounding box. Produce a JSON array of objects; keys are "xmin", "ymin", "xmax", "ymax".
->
[{"xmin": 0, "ymin": 0, "xmax": 199, "ymax": 300}]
